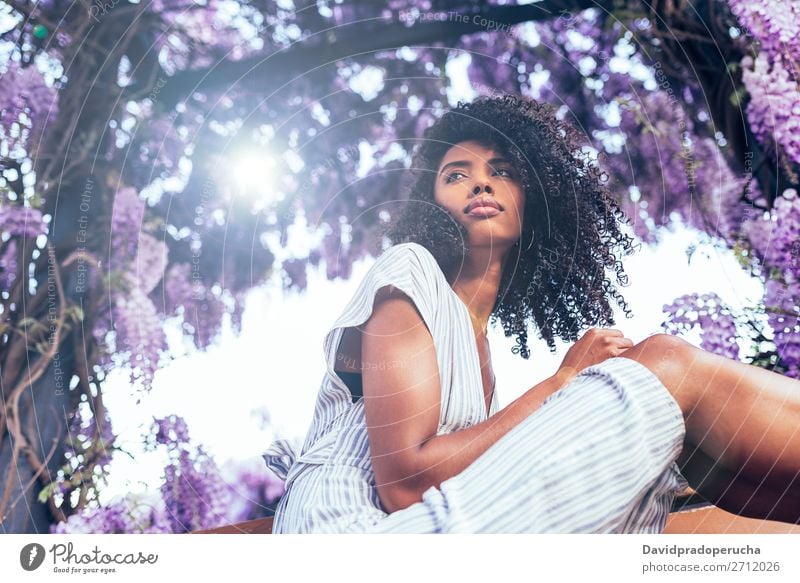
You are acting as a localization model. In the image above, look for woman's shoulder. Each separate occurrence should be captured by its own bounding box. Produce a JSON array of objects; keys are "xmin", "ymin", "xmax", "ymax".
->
[
  {"xmin": 370, "ymin": 242, "xmax": 442, "ymax": 281},
  {"xmin": 376, "ymin": 241, "xmax": 435, "ymax": 262},
  {"xmin": 337, "ymin": 242, "xmax": 447, "ymax": 336},
  {"xmin": 366, "ymin": 242, "xmax": 444, "ymax": 296}
]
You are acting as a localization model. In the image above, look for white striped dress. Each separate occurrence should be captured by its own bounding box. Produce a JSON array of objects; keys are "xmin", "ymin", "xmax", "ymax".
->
[{"xmin": 262, "ymin": 242, "xmax": 689, "ymax": 533}]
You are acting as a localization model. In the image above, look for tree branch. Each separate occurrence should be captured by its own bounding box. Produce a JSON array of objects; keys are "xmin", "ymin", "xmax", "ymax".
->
[
  {"xmin": 149, "ymin": 0, "xmax": 615, "ymax": 109},
  {"xmin": 0, "ymin": 243, "xmax": 68, "ymax": 525}
]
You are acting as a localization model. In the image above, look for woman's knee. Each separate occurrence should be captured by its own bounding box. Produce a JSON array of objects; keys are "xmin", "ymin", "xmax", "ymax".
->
[{"xmin": 621, "ymin": 333, "xmax": 700, "ymax": 414}]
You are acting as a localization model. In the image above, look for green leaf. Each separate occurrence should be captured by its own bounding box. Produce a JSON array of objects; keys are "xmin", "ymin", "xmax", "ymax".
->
[
  {"xmin": 72, "ymin": 305, "xmax": 84, "ymax": 322},
  {"xmin": 37, "ymin": 482, "xmax": 55, "ymax": 503},
  {"xmin": 729, "ymin": 86, "xmax": 747, "ymax": 107}
]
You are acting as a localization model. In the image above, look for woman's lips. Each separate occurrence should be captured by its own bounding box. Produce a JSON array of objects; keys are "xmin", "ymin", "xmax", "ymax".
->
[{"xmin": 466, "ymin": 206, "xmax": 501, "ymax": 217}]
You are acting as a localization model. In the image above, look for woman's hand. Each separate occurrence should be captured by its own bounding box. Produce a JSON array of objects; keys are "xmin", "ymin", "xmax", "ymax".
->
[{"xmin": 555, "ymin": 327, "xmax": 634, "ymax": 385}]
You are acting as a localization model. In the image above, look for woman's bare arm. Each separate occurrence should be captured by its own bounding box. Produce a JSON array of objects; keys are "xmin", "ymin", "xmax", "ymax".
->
[
  {"xmin": 404, "ymin": 373, "xmax": 572, "ymax": 510},
  {"xmin": 360, "ymin": 285, "xmax": 576, "ymax": 514}
]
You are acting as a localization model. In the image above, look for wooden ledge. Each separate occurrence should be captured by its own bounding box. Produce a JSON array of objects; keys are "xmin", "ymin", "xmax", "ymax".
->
[
  {"xmin": 193, "ymin": 516, "xmax": 275, "ymax": 534},
  {"xmin": 192, "ymin": 508, "xmax": 800, "ymax": 534}
]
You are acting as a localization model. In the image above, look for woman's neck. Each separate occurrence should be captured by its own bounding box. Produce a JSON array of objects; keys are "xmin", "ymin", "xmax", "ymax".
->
[{"xmin": 445, "ymin": 247, "xmax": 509, "ymax": 335}]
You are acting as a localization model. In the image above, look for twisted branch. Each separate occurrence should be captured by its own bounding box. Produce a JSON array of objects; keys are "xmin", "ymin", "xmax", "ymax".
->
[{"xmin": 0, "ymin": 243, "xmax": 68, "ymax": 525}]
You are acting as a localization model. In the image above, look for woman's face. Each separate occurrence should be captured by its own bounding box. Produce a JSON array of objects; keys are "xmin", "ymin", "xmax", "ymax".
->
[{"xmin": 433, "ymin": 140, "xmax": 526, "ymax": 251}]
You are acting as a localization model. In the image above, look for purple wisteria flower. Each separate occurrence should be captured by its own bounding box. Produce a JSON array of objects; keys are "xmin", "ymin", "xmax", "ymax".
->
[
  {"xmin": 221, "ymin": 457, "xmax": 286, "ymax": 524},
  {"xmin": 728, "ymin": 1, "xmax": 800, "ymax": 168},
  {"xmin": 728, "ymin": 0, "xmax": 800, "ymax": 63},
  {"xmin": 164, "ymin": 262, "xmax": 228, "ymax": 350},
  {"xmin": 105, "ymin": 187, "xmax": 171, "ymax": 393},
  {"xmin": 740, "ymin": 53, "xmax": 800, "ymax": 168},
  {"xmin": 160, "ymin": 444, "xmax": 231, "ymax": 533},
  {"xmin": 129, "ymin": 233, "xmax": 169, "ymax": 294},
  {"xmin": 50, "ymin": 499, "xmax": 133, "ymax": 534},
  {"xmin": 662, "ymin": 292, "xmax": 741, "ymax": 360},
  {"xmin": 0, "ymin": 203, "xmax": 47, "ymax": 238},
  {"xmin": 145, "ymin": 414, "xmax": 232, "ymax": 532},
  {"xmin": 763, "ymin": 189, "xmax": 800, "ymax": 279},
  {"xmin": 112, "ymin": 285, "xmax": 167, "ymax": 392},
  {"xmin": 49, "ymin": 493, "xmax": 172, "ymax": 534},
  {"xmin": 109, "ymin": 186, "xmax": 147, "ymax": 268},
  {"xmin": 49, "ymin": 415, "xmax": 268, "ymax": 534},
  {"xmin": 607, "ymin": 90, "xmax": 753, "ymax": 244},
  {"xmin": 759, "ymin": 189, "xmax": 800, "ymax": 378},
  {"xmin": 147, "ymin": 414, "xmax": 191, "ymax": 449},
  {"xmin": 0, "ymin": 239, "xmax": 17, "ymax": 291},
  {"xmin": 764, "ymin": 276, "xmax": 800, "ymax": 378},
  {"xmin": 0, "ymin": 60, "xmax": 59, "ymax": 149}
]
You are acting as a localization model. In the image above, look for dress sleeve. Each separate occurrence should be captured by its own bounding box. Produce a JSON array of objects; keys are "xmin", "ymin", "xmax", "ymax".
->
[
  {"xmin": 262, "ymin": 242, "xmax": 444, "ymax": 481},
  {"xmin": 320, "ymin": 241, "xmax": 443, "ymax": 374}
]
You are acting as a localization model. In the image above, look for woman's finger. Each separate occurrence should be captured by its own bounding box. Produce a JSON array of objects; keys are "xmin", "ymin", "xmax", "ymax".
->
[{"xmin": 614, "ymin": 338, "xmax": 635, "ymax": 354}]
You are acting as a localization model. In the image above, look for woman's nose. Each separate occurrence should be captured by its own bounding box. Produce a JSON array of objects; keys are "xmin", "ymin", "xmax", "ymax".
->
[{"xmin": 472, "ymin": 183, "xmax": 493, "ymax": 195}]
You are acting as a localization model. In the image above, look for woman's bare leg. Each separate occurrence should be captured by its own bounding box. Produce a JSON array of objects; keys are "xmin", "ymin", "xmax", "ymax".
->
[
  {"xmin": 672, "ymin": 437, "xmax": 800, "ymax": 523},
  {"xmin": 620, "ymin": 334, "xmax": 800, "ymax": 523}
]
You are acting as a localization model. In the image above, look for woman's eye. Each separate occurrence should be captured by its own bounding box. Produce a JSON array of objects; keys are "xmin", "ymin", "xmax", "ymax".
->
[
  {"xmin": 444, "ymin": 168, "xmax": 514, "ymax": 183},
  {"xmin": 444, "ymin": 171, "xmax": 465, "ymax": 183}
]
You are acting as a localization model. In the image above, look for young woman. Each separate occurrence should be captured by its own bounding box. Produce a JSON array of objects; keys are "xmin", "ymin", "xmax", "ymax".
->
[{"xmin": 263, "ymin": 94, "xmax": 800, "ymax": 533}]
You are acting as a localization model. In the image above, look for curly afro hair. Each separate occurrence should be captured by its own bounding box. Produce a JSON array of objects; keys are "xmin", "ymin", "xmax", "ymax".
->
[{"xmin": 381, "ymin": 93, "xmax": 638, "ymax": 359}]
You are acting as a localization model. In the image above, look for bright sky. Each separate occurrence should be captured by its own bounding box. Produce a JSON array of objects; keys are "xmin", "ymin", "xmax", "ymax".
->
[{"xmin": 100, "ymin": 221, "xmax": 763, "ymax": 503}]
